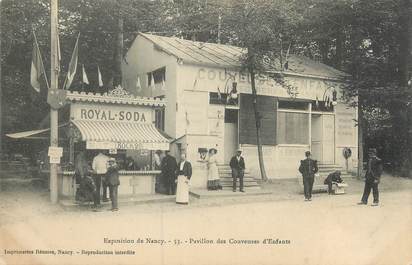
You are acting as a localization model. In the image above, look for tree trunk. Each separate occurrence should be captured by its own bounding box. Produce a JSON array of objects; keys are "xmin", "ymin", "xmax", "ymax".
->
[
  {"xmin": 357, "ymin": 103, "xmax": 364, "ymax": 179},
  {"xmin": 335, "ymin": 26, "xmax": 344, "ymax": 70},
  {"xmin": 249, "ymin": 66, "xmax": 268, "ymax": 182},
  {"xmin": 392, "ymin": 0, "xmax": 412, "ymax": 176},
  {"xmin": 318, "ymin": 39, "xmax": 329, "ymax": 64},
  {"xmin": 113, "ymin": 4, "xmax": 123, "ymax": 88}
]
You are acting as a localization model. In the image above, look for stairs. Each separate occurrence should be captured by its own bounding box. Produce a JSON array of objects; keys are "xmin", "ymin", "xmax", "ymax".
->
[
  {"xmin": 217, "ymin": 164, "xmax": 261, "ymax": 190},
  {"xmin": 317, "ymin": 164, "xmax": 351, "ymax": 178}
]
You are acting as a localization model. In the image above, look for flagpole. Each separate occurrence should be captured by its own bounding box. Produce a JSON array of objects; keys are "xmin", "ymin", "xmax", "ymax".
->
[{"xmin": 49, "ymin": 0, "xmax": 59, "ymax": 204}]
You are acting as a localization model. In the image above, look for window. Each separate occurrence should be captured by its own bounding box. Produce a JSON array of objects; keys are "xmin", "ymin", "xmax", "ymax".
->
[
  {"xmin": 209, "ymin": 92, "xmax": 238, "ymax": 106},
  {"xmin": 311, "ymin": 100, "xmax": 334, "ymax": 112},
  {"xmin": 278, "ymin": 100, "xmax": 308, "ymax": 110},
  {"xmin": 239, "ymin": 94, "xmax": 277, "ymax": 145},
  {"xmin": 155, "ymin": 108, "xmax": 165, "ymax": 131},
  {"xmin": 147, "ymin": 67, "xmax": 166, "ymax": 84},
  {"xmin": 277, "ymin": 112, "xmax": 309, "ymax": 144}
]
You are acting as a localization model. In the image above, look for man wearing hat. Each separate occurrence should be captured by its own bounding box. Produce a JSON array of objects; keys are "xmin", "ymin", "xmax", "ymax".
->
[
  {"xmin": 358, "ymin": 148, "xmax": 383, "ymax": 206},
  {"xmin": 106, "ymin": 157, "xmax": 120, "ymax": 211},
  {"xmin": 161, "ymin": 150, "xmax": 178, "ymax": 195},
  {"xmin": 230, "ymin": 149, "xmax": 246, "ymax": 192},
  {"xmin": 299, "ymin": 151, "xmax": 318, "ymax": 201}
]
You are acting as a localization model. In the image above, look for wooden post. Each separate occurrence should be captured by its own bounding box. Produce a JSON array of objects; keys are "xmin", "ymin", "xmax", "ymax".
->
[
  {"xmin": 50, "ymin": 0, "xmax": 59, "ymax": 203},
  {"xmin": 308, "ymin": 102, "xmax": 312, "ymax": 151}
]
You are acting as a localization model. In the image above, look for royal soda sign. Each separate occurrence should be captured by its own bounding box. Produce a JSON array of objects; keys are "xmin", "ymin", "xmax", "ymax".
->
[{"xmin": 70, "ymin": 103, "xmax": 152, "ymax": 123}]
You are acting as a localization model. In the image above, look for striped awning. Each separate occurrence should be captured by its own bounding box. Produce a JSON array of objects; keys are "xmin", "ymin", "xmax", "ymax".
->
[{"xmin": 71, "ymin": 120, "xmax": 169, "ymax": 150}]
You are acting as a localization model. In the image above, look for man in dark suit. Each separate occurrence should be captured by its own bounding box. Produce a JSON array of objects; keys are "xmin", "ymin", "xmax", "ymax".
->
[
  {"xmin": 161, "ymin": 151, "xmax": 178, "ymax": 195},
  {"xmin": 106, "ymin": 158, "xmax": 120, "ymax": 211},
  {"xmin": 299, "ymin": 151, "xmax": 319, "ymax": 201},
  {"xmin": 230, "ymin": 149, "xmax": 246, "ymax": 192},
  {"xmin": 358, "ymin": 148, "xmax": 383, "ymax": 206}
]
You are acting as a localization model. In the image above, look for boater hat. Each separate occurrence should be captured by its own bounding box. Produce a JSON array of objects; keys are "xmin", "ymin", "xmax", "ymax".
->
[{"xmin": 236, "ymin": 148, "xmax": 242, "ymax": 153}]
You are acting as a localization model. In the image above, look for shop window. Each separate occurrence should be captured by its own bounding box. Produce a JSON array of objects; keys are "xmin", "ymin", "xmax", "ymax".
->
[
  {"xmin": 209, "ymin": 92, "xmax": 238, "ymax": 106},
  {"xmin": 278, "ymin": 100, "xmax": 308, "ymax": 110},
  {"xmin": 147, "ymin": 67, "xmax": 166, "ymax": 84},
  {"xmin": 277, "ymin": 112, "xmax": 309, "ymax": 144}
]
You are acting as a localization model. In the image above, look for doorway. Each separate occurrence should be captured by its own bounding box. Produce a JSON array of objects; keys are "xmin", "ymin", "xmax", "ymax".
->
[
  {"xmin": 311, "ymin": 114, "xmax": 335, "ymax": 164},
  {"xmin": 224, "ymin": 109, "xmax": 238, "ymax": 163}
]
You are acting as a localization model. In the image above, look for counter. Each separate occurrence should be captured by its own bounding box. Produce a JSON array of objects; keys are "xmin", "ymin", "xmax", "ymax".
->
[{"xmin": 60, "ymin": 170, "xmax": 160, "ymax": 198}]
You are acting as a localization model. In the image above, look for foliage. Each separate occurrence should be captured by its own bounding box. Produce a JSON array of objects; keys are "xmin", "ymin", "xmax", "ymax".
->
[{"xmin": 0, "ymin": 0, "xmax": 411, "ymax": 175}]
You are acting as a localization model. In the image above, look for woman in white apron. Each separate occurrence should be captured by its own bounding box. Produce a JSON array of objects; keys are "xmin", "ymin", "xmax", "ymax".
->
[
  {"xmin": 207, "ymin": 148, "xmax": 222, "ymax": 190},
  {"xmin": 175, "ymin": 153, "xmax": 192, "ymax": 204}
]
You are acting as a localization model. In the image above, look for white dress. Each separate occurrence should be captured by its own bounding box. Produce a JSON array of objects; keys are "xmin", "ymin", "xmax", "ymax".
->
[{"xmin": 176, "ymin": 161, "xmax": 189, "ymax": 204}]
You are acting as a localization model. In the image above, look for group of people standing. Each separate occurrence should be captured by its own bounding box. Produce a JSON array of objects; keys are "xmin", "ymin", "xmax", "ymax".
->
[
  {"xmin": 207, "ymin": 148, "xmax": 246, "ymax": 192},
  {"xmin": 160, "ymin": 151, "xmax": 192, "ymax": 204},
  {"xmin": 299, "ymin": 148, "xmax": 383, "ymax": 206},
  {"xmin": 160, "ymin": 148, "xmax": 247, "ymax": 203},
  {"xmin": 74, "ymin": 151, "xmax": 120, "ymax": 212}
]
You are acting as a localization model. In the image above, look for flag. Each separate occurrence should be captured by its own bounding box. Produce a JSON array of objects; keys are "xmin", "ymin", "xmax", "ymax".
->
[
  {"xmin": 324, "ymin": 96, "xmax": 328, "ymax": 108},
  {"xmin": 97, "ymin": 66, "xmax": 103, "ymax": 87},
  {"xmin": 315, "ymin": 96, "xmax": 319, "ymax": 108},
  {"xmin": 30, "ymin": 31, "xmax": 49, "ymax": 93},
  {"xmin": 136, "ymin": 76, "xmax": 141, "ymax": 92},
  {"xmin": 161, "ymin": 78, "xmax": 166, "ymax": 91},
  {"xmin": 82, "ymin": 64, "xmax": 89, "ymax": 84},
  {"xmin": 149, "ymin": 73, "xmax": 155, "ymax": 90},
  {"xmin": 217, "ymin": 86, "xmax": 222, "ymax": 100},
  {"xmin": 64, "ymin": 33, "xmax": 80, "ymax": 90}
]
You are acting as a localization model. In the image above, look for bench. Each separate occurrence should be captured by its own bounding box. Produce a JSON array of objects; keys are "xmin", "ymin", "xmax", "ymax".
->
[{"xmin": 297, "ymin": 174, "xmax": 348, "ymax": 194}]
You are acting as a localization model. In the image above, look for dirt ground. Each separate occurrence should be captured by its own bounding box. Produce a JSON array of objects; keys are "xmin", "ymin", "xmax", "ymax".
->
[{"xmin": 0, "ymin": 174, "xmax": 411, "ymax": 265}]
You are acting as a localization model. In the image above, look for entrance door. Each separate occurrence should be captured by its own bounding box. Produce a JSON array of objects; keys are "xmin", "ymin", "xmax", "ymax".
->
[
  {"xmin": 322, "ymin": 115, "xmax": 335, "ymax": 164},
  {"xmin": 311, "ymin": 114, "xmax": 322, "ymax": 161},
  {"xmin": 311, "ymin": 114, "xmax": 335, "ymax": 164},
  {"xmin": 224, "ymin": 109, "xmax": 238, "ymax": 163}
]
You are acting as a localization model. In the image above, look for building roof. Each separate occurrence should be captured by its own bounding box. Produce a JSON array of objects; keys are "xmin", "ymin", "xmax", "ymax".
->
[
  {"xmin": 66, "ymin": 89, "xmax": 166, "ymax": 107},
  {"xmin": 138, "ymin": 32, "xmax": 348, "ymax": 80}
]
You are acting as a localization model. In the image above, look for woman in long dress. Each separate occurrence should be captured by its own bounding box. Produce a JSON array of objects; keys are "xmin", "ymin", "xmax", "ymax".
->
[
  {"xmin": 175, "ymin": 153, "xmax": 192, "ymax": 204},
  {"xmin": 207, "ymin": 148, "xmax": 222, "ymax": 190}
]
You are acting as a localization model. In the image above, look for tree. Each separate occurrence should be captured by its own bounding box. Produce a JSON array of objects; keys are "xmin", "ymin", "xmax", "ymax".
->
[{"xmin": 220, "ymin": 0, "xmax": 302, "ymax": 181}]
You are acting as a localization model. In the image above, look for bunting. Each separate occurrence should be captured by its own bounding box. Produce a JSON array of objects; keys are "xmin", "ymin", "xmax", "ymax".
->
[
  {"xmin": 217, "ymin": 86, "xmax": 222, "ymax": 100},
  {"xmin": 136, "ymin": 76, "xmax": 141, "ymax": 92},
  {"xmin": 82, "ymin": 64, "xmax": 89, "ymax": 85},
  {"xmin": 97, "ymin": 66, "xmax": 103, "ymax": 87},
  {"xmin": 149, "ymin": 73, "xmax": 155, "ymax": 91},
  {"xmin": 161, "ymin": 78, "xmax": 166, "ymax": 91}
]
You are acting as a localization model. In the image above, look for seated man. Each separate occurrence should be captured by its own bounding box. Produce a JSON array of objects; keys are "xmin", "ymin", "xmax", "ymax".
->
[{"xmin": 324, "ymin": 170, "xmax": 344, "ymax": 195}]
